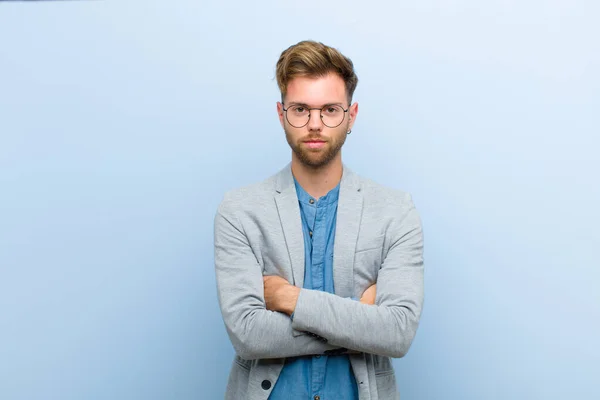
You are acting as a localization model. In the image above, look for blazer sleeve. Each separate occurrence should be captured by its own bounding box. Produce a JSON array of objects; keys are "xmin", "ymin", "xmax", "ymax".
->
[
  {"xmin": 214, "ymin": 196, "xmax": 344, "ymax": 360},
  {"xmin": 290, "ymin": 194, "xmax": 424, "ymax": 358}
]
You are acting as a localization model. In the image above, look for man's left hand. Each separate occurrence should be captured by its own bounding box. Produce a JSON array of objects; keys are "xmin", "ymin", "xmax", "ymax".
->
[{"xmin": 263, "ymin": 275, "xmax": 300, "ymax": 316}]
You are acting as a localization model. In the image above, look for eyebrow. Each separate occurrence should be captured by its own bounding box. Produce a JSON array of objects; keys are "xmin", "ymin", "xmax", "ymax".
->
[{"xmin": 287, "ymin": 102, "xmax": 344, "ymax": 107}]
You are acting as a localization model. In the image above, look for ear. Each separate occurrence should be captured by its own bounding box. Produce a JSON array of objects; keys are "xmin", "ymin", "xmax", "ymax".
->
[
  {"xmin": 347, "ymin": 102, "xmax": 359, "ymax": 131},
  {"xmin": 277, "ymin": 102, "xmax": 285, "ymax": 128}
]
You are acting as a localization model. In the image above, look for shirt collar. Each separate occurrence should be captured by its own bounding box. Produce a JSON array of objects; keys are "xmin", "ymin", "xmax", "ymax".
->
[{"xmin": 293, "ymin": 178, "xmax": 340, "ymax": 206}]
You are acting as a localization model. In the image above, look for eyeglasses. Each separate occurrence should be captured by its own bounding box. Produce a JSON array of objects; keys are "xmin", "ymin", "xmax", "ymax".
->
[{"xmin": 282, "ymin": 104, "xmax": 349, "ymax": 128}]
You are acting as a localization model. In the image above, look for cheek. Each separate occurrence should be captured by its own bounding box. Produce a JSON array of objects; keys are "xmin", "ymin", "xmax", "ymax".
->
[
  {"xmin": 328, "ymin": 127, "xmax": 348, "ymax": 141},
  {"xmin": 284, "ymin": 126, "xmax": 304, "ymax": 141}
]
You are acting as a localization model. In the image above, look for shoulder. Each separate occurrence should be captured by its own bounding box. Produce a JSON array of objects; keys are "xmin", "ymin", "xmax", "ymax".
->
[
  {"xmin": 353, "ymin": 172, "xmax": 415, "ymax": 211},
  {"xmin": 351, "ymin": 172, "xmax": 423, "ymax": 240},
  {"xmin": 217, "ymin": 173, "xmax": 278, "ymax": 215}
]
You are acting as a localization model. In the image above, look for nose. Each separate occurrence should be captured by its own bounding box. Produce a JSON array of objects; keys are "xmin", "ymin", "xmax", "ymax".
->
[{"xmin": 307, "ymin": 109, "xmax": 324, "ymax": 132}]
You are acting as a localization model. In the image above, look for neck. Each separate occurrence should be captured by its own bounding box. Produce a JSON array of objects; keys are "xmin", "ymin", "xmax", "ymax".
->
[{"xmin": 291, "ymin": 156, "xmax": 343, "ymax": 199}]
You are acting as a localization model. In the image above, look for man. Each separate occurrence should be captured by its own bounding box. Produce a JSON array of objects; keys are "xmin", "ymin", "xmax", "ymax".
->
[{"xmin": 214, "ymin": 40, "xmax": 424, "ymax": 400}]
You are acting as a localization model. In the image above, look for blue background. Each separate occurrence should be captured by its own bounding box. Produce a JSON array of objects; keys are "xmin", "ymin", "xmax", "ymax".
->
[{"xmin": 1, "ymin": 1, "xmax": 598, "ymax": 399}]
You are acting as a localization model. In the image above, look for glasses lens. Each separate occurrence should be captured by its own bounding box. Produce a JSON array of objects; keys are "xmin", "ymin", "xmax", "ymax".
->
[
  {"xmin": 321, "ymin": 105, "xmax": 345, "ymax": 128},
  {"xmin": 286, "ymin": 105, "xmax": 309, "ymax": 128}
]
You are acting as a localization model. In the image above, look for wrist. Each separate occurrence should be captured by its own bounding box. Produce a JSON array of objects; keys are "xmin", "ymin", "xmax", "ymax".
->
[{"xmin": 279, "ymin": 285, "xmax": 300, "ymax": 316}]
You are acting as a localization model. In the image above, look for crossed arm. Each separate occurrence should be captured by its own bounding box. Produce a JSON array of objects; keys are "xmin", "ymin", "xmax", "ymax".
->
[
  {"xmin": 263, "ymin": 276, "xmax": 377, "ymax": 313},
  {"xmin": 214, "ymin": 195, "xmax": 424, "ymax": 360}
]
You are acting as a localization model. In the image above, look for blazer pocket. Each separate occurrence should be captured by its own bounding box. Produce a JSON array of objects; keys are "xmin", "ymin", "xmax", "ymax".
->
[
  {"xmin": 375, "ymin": 372, "xmax": 399, "ymax": 400},
  {"xmin": 374, "ymin": 357, "xmax": 399, "ymax": 400},
  {"xmin": 355, "ymin": 234, "xmax": 385, "ymax": 254},
  {"xmin": 354, "ymin": 237, "xmax": 384, "ymax": 280}
]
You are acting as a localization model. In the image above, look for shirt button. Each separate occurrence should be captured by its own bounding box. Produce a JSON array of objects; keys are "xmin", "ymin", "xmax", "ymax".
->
[
  {"xmin": 315, "ymin": 355, "xmax": 321, "ymax": 359},
  {"xmin": 314, "ymin": 396, "xmax": 321, "ymax": 400},
  {"xmin": 261, "ymin": 380, "xmax": 271, "ymax": 390},
  {"xmin": 309, "ymin": 198, "xmax": 315, "ymax": 204},
  {"xmin": 309, "ymin": 231, "xmax": 313, "ymax": 237}
]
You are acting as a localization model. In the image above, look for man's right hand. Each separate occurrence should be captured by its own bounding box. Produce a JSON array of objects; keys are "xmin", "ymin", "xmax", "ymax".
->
[{"xmin": 359, "ymin": 283, "xmax": 377, "ymax": 305}]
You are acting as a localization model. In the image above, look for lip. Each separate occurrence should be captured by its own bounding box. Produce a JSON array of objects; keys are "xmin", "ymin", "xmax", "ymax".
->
[{"xmin": 304, "ymin": 140, "xmax": 326, "ymax": 149}]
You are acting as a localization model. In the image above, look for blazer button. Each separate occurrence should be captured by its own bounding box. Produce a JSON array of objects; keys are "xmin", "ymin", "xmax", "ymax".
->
[{"xmin": 261, "ymin": 380, "xmax": 271, "ymax": 390}]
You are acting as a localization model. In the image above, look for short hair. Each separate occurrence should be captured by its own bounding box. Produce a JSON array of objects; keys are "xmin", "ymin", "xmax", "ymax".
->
[{"xmin": 275, "ymin": 40, "xmax": 358, "ymax": 104}]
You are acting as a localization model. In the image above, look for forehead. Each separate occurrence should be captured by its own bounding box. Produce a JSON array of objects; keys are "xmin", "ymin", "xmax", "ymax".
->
[{"xmin": 285, "ymin": 73, "xmax": 347, "ymax": 104}]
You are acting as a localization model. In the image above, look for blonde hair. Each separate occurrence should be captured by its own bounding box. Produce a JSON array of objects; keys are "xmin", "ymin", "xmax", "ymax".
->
[{"xmin": 276, "ymin": 40, "xmax": 358, "ymax": 104}]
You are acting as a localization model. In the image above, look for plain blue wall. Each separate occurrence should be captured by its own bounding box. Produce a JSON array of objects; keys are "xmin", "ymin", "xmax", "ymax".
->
[{"xmin": 1, "ymin": 1, "xmax": 598, "ymax": 399}]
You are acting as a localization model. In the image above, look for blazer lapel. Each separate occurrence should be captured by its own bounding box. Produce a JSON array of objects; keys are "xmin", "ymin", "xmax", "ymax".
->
[
  {"xmin": 333, "ymin": 167, "xmax": 363, "ymax": 298},
  {"xmin": 274, "ymin": 165, "xmax": 305, "ymax": 288}
]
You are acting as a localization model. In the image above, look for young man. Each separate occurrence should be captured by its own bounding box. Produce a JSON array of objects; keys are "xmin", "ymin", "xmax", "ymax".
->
[{"xmin": 214, "ymin": 40, "xmax": 424, "ymax": 400}]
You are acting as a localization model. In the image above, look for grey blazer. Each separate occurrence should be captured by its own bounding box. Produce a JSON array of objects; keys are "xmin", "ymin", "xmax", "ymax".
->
[{"xmin": 214, "ymin": 164, "xmax": 424, "ymax": 400}]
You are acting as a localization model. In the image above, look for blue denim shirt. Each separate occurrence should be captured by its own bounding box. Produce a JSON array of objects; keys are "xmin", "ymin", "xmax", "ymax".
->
[{"xmin": 269, "ymin": 179, "xmax": 358, "ymax": 400}]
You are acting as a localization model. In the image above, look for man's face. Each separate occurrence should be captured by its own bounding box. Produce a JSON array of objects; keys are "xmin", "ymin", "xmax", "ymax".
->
[{"xmin": 277, "ymin": 73, "xmax": 358, "ymax": 169}]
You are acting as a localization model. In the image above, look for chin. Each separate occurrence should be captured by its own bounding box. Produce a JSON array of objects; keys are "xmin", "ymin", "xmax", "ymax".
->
[{"xmin": 303, "ymin": 157, "xmax": 334, "ymax": 169}]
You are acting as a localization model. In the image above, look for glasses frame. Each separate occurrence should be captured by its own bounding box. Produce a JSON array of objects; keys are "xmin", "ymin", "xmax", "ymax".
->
[{"xmin": 281, "ymin": 103, "xmax": 349, "ymax": 128}]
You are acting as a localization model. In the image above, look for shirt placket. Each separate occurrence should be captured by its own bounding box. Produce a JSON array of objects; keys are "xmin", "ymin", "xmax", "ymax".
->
[{"xmin": 310, "ymin": 199, "xmax": 328, "ymax": 398}]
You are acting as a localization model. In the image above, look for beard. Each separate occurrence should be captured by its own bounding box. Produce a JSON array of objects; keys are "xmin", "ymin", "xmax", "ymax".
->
[{"xmin": 284, "ymin": 127, "xmax": 347, "ymax": 169}]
